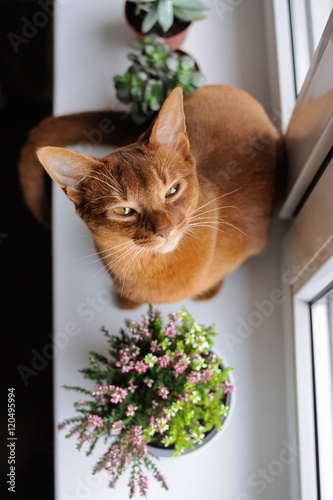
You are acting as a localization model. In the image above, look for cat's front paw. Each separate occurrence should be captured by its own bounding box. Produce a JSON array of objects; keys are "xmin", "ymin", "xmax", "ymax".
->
[
  {"xmin": 194, "ymin": 280, "xmax": 223, "ymax": 301},
  {"xmin": 117, "ymin": 294, "xmax": 143, "ymax": 310}
]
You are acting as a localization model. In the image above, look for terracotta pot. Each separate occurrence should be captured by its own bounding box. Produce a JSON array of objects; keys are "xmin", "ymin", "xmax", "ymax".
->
[{"xmin": 124, "ymin": 1, "xmax": 191, "ymax": 49}]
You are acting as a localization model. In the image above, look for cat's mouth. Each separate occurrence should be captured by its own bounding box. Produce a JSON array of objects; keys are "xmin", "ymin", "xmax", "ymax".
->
[
  {"xmin": 153, "ymin": 220, "xmax": 188, "ymax": 253},
  {"xmin": 133, "ymin": 221, "xmax": 187, "ymax": 254},
  {"xmin": 155, "ymin": 237, "xmax": 179, "ymax": 254}
]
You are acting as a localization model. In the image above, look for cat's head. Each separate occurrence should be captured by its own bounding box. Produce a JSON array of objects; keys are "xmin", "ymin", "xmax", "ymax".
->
[{"xmin": 37, "ymin": 87, "xmax": 198, "ymax": 254}]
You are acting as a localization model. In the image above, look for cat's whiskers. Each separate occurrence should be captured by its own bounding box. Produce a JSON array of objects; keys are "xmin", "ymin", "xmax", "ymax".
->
[
  {"xmin": 94, "ymin": 243, "xmax": 135, "ymax": 268},
  {"xmin": 187, "ymin": 191, "xmax": 250, "ymax": 238},
  {"xmin": 192, "ymin": 187, "xmax": 244, "ymax": 215},
  {"xmin": 76, "ymin": 240, "xmax": 133, "ymax": 266},
  {"xmin": 187, "ymin": 222, "xmax": 230, "ymax": 235},
  {"xmin": 105, "ymin": 244, "xmax": 138, "ymax": 270},
  {"xmin": 121, "ymin": 245, "xmax": 146, "ymax": 295},
  {"xmin": 188, "ymin": 216, "xmax": 249, "ymax": 237},
  {"xmin": 83, "ymin": 173, "xmax": 123, "ymax": 197},
  {"xmin": 75, "ymin": 240, "xmax": 131, "ymax": 262},
  {"xmin": 137, "ymin": 247, "xmax": 149, "ymax": 278},
  {"xmin": 218, "ymin": 219, "xmax": 250, "ymax": 238},
  {"xmin": 97, "ymin": 170, "xmax": 124, "ymax": 197},
  {"xmin": 188, "ymin": 205, "xmax": 238, "ymax": 222},
  {"xmin": 87, "ymin": 241, "xmax": 136, "ymax": 281},
  {"xmin": 182, "ymin": 226, "xmax": 203, "ymax": 243}
]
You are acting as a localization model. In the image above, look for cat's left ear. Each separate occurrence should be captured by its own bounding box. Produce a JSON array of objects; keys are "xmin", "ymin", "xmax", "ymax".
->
[
  {"xmin": 37, "ymin": 146, "xmax": 101, "ymax": 205},
  {"xmin": 149, "ymin": 86, "xmax": 190, "ymax": 155}
]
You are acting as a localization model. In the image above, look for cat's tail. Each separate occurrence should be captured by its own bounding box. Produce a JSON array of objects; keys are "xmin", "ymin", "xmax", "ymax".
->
[{"xmin": 18, "ymin": 110, "xmax": 147, "ymax": 228}]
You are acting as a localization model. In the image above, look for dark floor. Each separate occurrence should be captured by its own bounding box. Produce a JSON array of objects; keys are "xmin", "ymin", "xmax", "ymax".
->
[{"xmin": 1, "ymin": 2, "xmax": 53, "ymax": 498}]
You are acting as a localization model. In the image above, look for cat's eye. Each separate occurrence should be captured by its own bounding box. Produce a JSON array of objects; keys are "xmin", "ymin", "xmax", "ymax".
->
[
  {"xmin": 165, "ymin": 183, "xmax": 180, "ymax": 198},
  {"xmin": 113, "ymin": 207, "xmax": 135, "ymax": 216}
]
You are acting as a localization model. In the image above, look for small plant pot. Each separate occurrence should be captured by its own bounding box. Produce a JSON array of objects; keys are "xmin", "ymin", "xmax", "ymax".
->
[
  {"xmin": 147, "ymin": 358, "xmax": 236, "ymax": 458},
  {"xmin": 125, "ymin": 1, "xmax": 191, "ymax": 49}
]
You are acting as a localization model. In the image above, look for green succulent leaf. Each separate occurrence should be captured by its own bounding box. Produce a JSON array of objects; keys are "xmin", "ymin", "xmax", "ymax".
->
[
  {"xmin": 173, "ymin": 6, "xmax": 206, "ymax": 22},
  {"xmin": 179, "ymin": 83, "xmax": 192, "ymax": 95},
  {"xmin": 144, "ymin": 44, "xmax": 156, "ymax": 57},
  {"xmin": 127, "ymin": 0, "xmax": 156, "ymax": 3},
  {"xmin": 190, "ymin": 71, "xmax": 206, "ymax": 87},
  {"xmin": 165, "ymin": 56, "xmax": 180, "ymax": 72},
  {"xmin": 180, "ymin": 55, "xmax": 195, "ymax": 71},
  {"xmin": 157, "ymin": 0, "xmax": 174, "ymax": 32},
  {"xmin": 137, "ymin": 71, "xmax": 148, "ymax": 82},
  {"xmin": 146, "ymin": 82, "xmax": 164, "ymax": 110},
  {"xmin": 142, "ymin": 6, "xmax": 159, "ymax": 33},
  {"xmin": 173, "ymin": 0, "xmax": 210, "ymax": 11},
  {"xmin": 176, "ymin": 70, "xmax": 192, "ymax": 85}
]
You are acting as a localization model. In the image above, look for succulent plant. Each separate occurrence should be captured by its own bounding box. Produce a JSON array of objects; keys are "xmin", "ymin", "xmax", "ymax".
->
[
  {"xmin": 113, "ymin": 35, "xmax": 205, "ymax": 124},
  {"xmin": 127, "ymin": 0, "xmax": 210, "ymax": 33}
]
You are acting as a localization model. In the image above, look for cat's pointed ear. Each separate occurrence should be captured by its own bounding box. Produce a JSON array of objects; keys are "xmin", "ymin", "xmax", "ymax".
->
[
  {"xmin": 149, "ymin": 87, "xmax": 190, "ymax": 154},
  {"xmin": 37, "ymin": 146, "xmax": 100, "ymax": 205}
]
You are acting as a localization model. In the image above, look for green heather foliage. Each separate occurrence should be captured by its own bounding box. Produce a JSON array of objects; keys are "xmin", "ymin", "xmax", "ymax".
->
[
  {"xmin": 114, "ymin": 35, "xmax": 205, "ymax": 124},
  {"xmin": 127, "ymin": 0, "xmax": 210, "ymax": 33},
  {"xmin": 58, "ymin": 305, "xmax": 236, "ymax": 498}
]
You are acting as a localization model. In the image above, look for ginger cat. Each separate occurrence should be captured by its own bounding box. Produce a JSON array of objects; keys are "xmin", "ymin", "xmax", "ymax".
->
[{"xmin": 19, "ymin": 85, "xmax": 285, "ymax": 309}]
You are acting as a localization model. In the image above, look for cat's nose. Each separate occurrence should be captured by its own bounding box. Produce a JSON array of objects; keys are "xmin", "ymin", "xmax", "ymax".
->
[{"xmin": 155, "ymin": 224, "xmax": 172, "ymax": 240}]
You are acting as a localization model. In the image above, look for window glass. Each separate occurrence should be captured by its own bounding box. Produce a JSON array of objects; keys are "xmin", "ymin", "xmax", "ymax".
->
[
  {"xmin": 310, "ymin": 285, "xmax": 333, "ymax": 500},
  {"xmin": 289, "ymin": 0, "xmax": 333, "ymax": 93}
]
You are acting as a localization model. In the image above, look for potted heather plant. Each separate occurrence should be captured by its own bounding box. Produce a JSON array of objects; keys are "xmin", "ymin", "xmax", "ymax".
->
[
  {"xmin": 114, "ymin": 35, "xmax": 205, "ymax": 124},
  {"xmin": 58, "ymin": 305, "xmax": 236, "ymax": 498},
  {"xmin": 125, "ymin": 0, "xmax": 210, "ymax": 48}
]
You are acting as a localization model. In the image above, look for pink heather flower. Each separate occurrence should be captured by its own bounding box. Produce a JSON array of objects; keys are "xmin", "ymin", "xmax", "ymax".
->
[
  {"xmin": 157, "ymin": 386, "xmax": 169, "ymax": 399},
  {"xmin": 126, "ymin": 404, "xmax": 138, "ymax": 417},
  {"xmin": 131, "ymin": 425, "xmax": 148, "ymax": 457},
  {"xmin": 169, "ymin": 312, "xmax": 178, "ymax": 322},
  {"xmin": 92, "ymin": 384, "xmax": 110, "ymax": 397},
  {"xmin": 134, "ymin": 360, "xmax": 148, "ymax": 373},
  {"xmin": 223, "ymin": 380, "xmax": 237, "ymax": 394},
  {"xmin": 150, "ymin": 340, "xmax": 160, "ymax": 353},
  {"xmin": 111, "ymin": 420, "xmax": 125, "ymax": 433},
  {"xmin": 74, "ymin": 400, "xmax": 87, "ymax": 407},
  {"xmin": 173, "ymin": 356, "xmax": 189, "ymax": 377},
  {"xmin": 127, "ymin": 381, "xmax": 138, "ymax": 393},
  {"xmin": 156, "ymin": 417, "xmax": 169, "ymax": 434},
  {"xmin": 182, "ymin": 392, "xmax": 190, "ymax": 403},
  {"xmin": 119, "ymin": 349, "xmax": 130, "ymax": 363},
  {"xmin": 207, "ymin": 391, "xmax": 215, "ymax": 401},
  {"xmin": 96, "ymin": 397, "xmax": 107, "ymax": 406},
  {"xmin": 121, "ymin": 361, "xmax": 135, "ymax": 373},
  {"xmin": 138, "ymin": 473, "xmax": 149, "ymax": 495},
  {"xmin": 158, "ymin": 353, "xmax": 171, "ymax": 368},
  {"xmin": 109, "ymin": 387, "xmax": 128, "ymax": 404},
  {"xmin": 87, "ymin": 414, "xmax": 104, "ymax": 429},
  {"xmin": 186, "ymin": 371, "xmax": 202, "ymax": 383},
  {"xmin": 201, "ymin": 369, "xmax": 213, "ymax": 384},
  {"xmin": 143, "ymin": 378, "xmax": 154, "ymax": 388},
  {"xmin": 129, "ymin": 345, "xmax": 140, "ymax": 358}
]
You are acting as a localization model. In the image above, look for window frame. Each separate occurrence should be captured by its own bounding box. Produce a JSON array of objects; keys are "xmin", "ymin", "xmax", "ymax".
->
[{"xmin": 273, "ymin": 5, "xmax": 333, "ymax": 497}]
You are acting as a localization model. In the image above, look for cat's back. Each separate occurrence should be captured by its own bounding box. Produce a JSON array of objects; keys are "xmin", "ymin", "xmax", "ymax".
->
[{"xmin": 183, "ymin": 85, "xmax": 279, "ymax": 166}]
